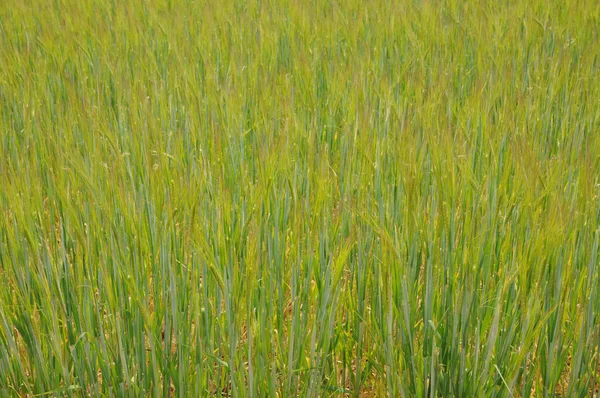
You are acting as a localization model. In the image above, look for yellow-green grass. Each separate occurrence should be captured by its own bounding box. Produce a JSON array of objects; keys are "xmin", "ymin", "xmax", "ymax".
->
[{"xmin": 1, "ymin": 0, "xmax": 600, "ymax": 396}]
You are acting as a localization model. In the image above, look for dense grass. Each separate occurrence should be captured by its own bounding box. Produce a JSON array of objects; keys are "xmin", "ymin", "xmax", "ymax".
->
[{"xmin": 1, "ymin": 0, "xmax": 600, "ymax": 396}]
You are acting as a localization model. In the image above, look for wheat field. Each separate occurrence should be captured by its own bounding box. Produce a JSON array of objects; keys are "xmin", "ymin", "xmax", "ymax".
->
[{"xmin": 1, "ymin": 0, "xmax": 600, "ymax": 396}]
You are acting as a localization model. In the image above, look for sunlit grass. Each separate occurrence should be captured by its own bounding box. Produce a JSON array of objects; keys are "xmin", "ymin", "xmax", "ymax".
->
[{"xmin": 1, "ymin": 0, "xmax": 600, "ymax": 396}]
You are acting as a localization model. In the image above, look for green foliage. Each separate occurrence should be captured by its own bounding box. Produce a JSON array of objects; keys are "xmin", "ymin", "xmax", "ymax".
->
[{"xmin": 1, "ymin": 0, "xmax": 600, "ymax": 396}]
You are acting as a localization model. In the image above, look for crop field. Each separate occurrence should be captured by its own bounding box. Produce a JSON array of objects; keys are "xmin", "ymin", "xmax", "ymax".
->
[{"xmin": 1, "ymin": 0, "xmax": 600, "ymax": 396}]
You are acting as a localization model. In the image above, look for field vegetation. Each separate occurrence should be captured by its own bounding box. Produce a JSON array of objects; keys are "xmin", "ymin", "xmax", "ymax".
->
[{"xmin": 1, "ymin": 0, "xmax": 600, "ymax": 396}]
